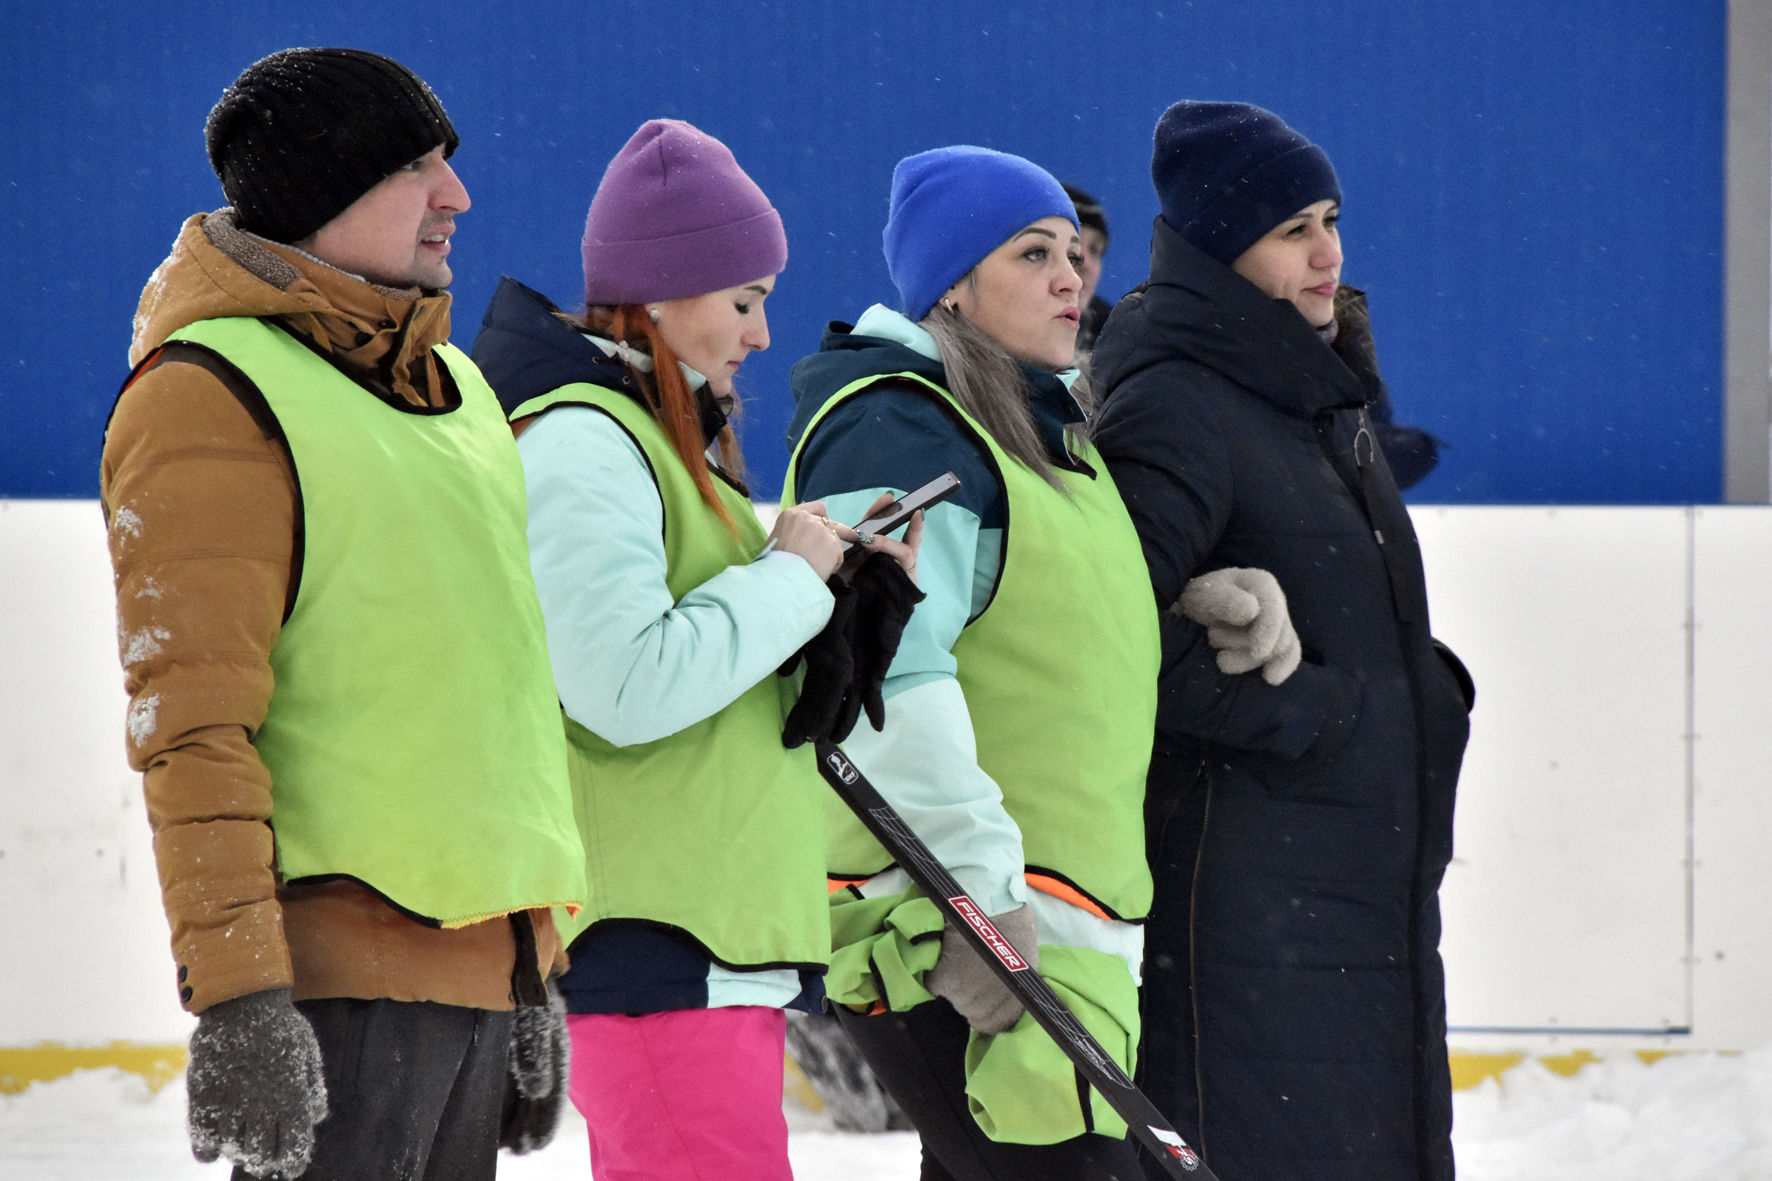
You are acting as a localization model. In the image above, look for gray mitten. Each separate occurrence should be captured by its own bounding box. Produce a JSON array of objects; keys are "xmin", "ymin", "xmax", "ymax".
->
[
  {"xmin": 924, "ymin": 903, "xmax": 1039, "ymax": 1035},
  {"xmin": 185, "ymin": 987, "xmax": 328, "ymax": 1180},
  {"xmin": 501, "ymin": 985, "xmax": 569, "ymax": 1153},
  {"xmin": 1176, "ymin": 567, "xmax": 1302, "ymax": 685}
]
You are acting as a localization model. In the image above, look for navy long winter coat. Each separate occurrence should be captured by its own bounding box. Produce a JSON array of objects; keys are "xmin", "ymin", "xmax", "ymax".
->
[{"xmin": 1091, "ymin": 218, "xmax": 1474, "ymax": 1181}]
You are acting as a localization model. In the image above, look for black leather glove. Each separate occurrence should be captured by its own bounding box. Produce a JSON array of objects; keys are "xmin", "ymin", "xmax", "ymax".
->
[
  {"xmin": 845, "ymin": 552, "xmax": 926, "ymax": 731},
  {"xmin": 781, "ymin": 576, "xmax": 860, "ymax": 748},
  {"xmin": 500, "ymin": 985, "xmax": 569, "ymax": 1154},
  {"xmin": 185, "ymin": 987, "xmax": 328, "ymax": 1179}
]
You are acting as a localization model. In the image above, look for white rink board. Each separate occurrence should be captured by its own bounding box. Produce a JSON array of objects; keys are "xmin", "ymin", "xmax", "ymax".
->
[
  {"xmin": 5, "ymin": 500, "xmax": 1772, "ymax": 1055},
  {"xmin": 1415, "ymin": 507, "xmax": 1691, "ymax": 1034},
  {"xmin": 0, "ymin": 500, "xmax": 193, "ymax": 1045},
  {"xmin": 1689, "ymin": 508, "xmax": 1772, "ymax": 1050}
]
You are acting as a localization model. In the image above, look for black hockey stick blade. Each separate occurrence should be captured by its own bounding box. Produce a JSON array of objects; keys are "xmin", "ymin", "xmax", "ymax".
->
[{"xmin": 814, "ymin": 740, "xmax": 1216, "ymax": 1179}]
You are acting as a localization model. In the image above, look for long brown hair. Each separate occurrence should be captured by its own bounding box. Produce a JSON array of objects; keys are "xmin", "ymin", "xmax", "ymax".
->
[
  {"xmin": 563, "ymin": 304, "xmax": 746, "ymax": 530},
  {"xmin": 920, "ymin": 300, "xmax": 1093, "ymax": 492}
]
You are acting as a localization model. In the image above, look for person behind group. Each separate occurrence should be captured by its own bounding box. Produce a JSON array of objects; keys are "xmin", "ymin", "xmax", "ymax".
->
[
  {"xmin": 1062, "ymin": 181, "xmax": 1113, "ymax": 349},
  {"xmin": 785, "ymin": 144, "xmax": 1288, "ymax": 1180},
  {"xmin": 1089, "ymin": 100, "xmax": 1477, "ymax": 1181},
  {"xmin": 102, "ymin": 48, "xmax": 585, "ymax": 1180},
  {"xmin": 470, "ymin": 118, "xmax": 917, "ymax": 1181}
]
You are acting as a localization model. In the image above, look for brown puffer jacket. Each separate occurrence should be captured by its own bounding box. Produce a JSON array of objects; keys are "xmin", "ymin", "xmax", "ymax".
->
[{"xmin": 104, "ymin": 210, "xmax": 563, "ymax": 1015}]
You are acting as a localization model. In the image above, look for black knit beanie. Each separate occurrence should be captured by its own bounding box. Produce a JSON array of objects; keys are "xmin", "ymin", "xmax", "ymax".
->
[
  {"xmin": 205, "ymin": 47, "xmax": 460, "ymax": 244},
  {"xmin": 1150, "ymin": 101, "xmax": 1341, "ymax": 265}
]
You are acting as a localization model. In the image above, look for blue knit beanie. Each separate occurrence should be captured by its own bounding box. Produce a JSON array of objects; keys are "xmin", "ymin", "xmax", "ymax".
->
[
  {"xmin": 883, "ymin": 146, "xmax": 1078, "ymax": 322},
  {"xmin": 1151, "ymin": 101, "xmax": 1341, "ymax": 265}
]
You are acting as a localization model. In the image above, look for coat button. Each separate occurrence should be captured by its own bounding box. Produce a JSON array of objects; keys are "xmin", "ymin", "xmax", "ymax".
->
[
  {"xmin": 180, "ymin": 986, "xmax": 194, "ymax": 1003},
  {"xmin": 177, "ymin": 964, "xmax": 188, "ymax": 983}
]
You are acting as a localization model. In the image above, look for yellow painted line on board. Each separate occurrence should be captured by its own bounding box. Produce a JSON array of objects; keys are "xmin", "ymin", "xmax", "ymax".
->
[
  {"xmin": 0, "ymin": 1043, "xmax": 186, "ymax": 1095},
  {"xmin": 1448, "ymin": 1048, "xmax": 1686, "ymax": 1091},
  {"xmin": 0, "ymin": 1042, "xmax": 1713, "ymax": 1100}
]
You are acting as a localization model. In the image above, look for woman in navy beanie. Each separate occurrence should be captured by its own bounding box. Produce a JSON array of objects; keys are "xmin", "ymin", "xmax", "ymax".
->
[
  {"xmin": 782, "ymin": 144, "xmax": 1291, "ymax": 1180},
  {"xmin": 1091, "ymin": 101, "xmax": 1475, "ymax": 1180},
  {"xmin": 470, "ymin": 119, "xmax": 916, "ymax": 1179}
]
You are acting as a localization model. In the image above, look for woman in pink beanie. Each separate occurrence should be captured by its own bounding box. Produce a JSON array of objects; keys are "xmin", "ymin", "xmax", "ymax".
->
[{"xmin": 472, "ymin": 119, "xmax": 917, "ymax": 1179}]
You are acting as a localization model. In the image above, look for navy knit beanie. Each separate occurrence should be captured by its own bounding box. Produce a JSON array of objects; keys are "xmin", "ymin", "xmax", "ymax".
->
[
  {"xmin": 206, "ymin": 48, "xmax": 460, "ymax": 244},
  {"xmin": 1151, "ymin": 101, "xmax": 1341, "ymax": 265},
  {"xmin": 883, "ymin": 146, "xmax": 1078, "ymax": 322}
]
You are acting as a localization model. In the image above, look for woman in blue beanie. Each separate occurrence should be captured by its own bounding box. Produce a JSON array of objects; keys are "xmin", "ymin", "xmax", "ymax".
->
[
  {"xmin": 470, "ymin": 119, "xmax": 917, "ymax": 1179},
  {"xmin": 1090, "ymin": 101, "xmax": 1476, "ymax": 1180},
  {"xmin": 783, "ymin": 145, "xmax": 1291, "ymax": 1180}
]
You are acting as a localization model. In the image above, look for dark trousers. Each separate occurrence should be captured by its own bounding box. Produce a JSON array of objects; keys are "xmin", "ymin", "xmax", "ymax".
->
[
  {"xmin": 834, "ymin": 1000, "xmax": 1146, "ymax": 1181},
  {"xmin": 234, "ymin": 998, "xmax": 514, "ymax": 1181}
]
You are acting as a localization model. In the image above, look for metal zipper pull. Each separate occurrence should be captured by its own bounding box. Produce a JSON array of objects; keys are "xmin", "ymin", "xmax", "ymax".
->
[{"xmin": 1353, "ymin": 423, "xmax": 1385, "ymax": 544}]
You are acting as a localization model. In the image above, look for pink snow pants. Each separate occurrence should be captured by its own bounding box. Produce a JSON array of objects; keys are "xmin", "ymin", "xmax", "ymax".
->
[{"xmin": 566, "ymin": 1005, "xmax": 793, "ymax": 1181}]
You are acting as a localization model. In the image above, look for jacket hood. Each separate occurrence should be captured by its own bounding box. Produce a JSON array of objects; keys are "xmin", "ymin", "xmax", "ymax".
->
[
  {"xmin": 472, "ymin": 275, "xmax": 733, "ymax": 444},
  {"xmin": 129, "ymin": 210, "xmax": 454, "ymax": 397},
  {"xmin": 469, "ymin": 276, "xmax": 640, "ymax": 419},
  {"xmin": 785, "ymin": 307, "xmax": 952, "ymax": 449},
  {"xmin": 786, "ymin": 303, "xmax": 1089, "ymax": 460},
  {"xmin": 131, "ymin": 211, "xmax": 321, "ymax": 365},
  {"xmin": 1092, "ymin": 217, "xmax": 1366, "ymax": 422}
]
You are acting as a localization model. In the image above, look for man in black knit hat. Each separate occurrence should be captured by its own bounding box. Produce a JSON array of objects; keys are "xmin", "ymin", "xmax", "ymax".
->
[{"xmin": 101, "ymin": 48, "xmax": 586, "ymax": 1179}]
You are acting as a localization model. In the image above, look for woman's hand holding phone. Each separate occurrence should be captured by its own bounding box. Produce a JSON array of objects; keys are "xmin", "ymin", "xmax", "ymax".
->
[
  {"xmin": 766, "ymin": 502, "xmax": 849, "ymax": 581},
  {"xmin": 766, "ymin": 496, "xmax": 924, "ymax": 585},
  {"xmin": 841, "ymin": 492, "xmax": 924, "ymax": 585},
  {"xmin": 777, "ymin": 480, "xmax": 949, "ymax": 746}
]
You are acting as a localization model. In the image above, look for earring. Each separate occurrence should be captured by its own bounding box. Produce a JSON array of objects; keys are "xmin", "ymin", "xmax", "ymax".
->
[
  {"xmin": 648, "ymin": 307, "xmax": 661, "ymax": 324},
  {"xmin": 941, "ymin": 299, "xmax": 957, "ymax": 314}
]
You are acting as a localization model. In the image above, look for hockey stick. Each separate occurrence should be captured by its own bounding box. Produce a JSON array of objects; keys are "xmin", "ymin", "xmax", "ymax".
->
[{"xmin": 814, "ymin": 740, "xmax": 1217, "ymax": 1179}]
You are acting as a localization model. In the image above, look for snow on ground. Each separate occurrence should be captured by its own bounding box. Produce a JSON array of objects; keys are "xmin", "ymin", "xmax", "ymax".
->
[
  {"xmin": 0, "ymin": 1068, "xmax": 920, "ymax": 1181},
  {"xmin": 1453, "ymin": 1048, "xmax": 1772, "ymax": 1180},
  {"xmin": 6, "ymin": 1047, "xmax": 1772, "ymax": 1179}
]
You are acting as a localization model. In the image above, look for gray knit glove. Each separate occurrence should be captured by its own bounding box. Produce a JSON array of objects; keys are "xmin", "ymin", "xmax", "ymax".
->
[
  {"xmin": 500, "ymin": 985, "xmax": 569, "ymax": 1153},
  {"xmin": 1176, "ymin": 567, "xmax": 1302, "ymax": 685},
  {"xmin": 185, "ymin": 987, "xmax": 328, "ymax": 1180},
  {"xmin": 925, "ymin": 903, "xmax": 1039, "ymax": 1035}
]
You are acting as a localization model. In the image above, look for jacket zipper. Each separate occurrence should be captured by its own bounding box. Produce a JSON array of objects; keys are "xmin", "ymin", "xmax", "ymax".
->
[{"xmin": 1326, "ymin": 407, "xmax": 1442, "ymax": 1167}]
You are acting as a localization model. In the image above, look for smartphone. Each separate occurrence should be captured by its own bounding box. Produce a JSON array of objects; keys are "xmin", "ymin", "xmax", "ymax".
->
[{"xmin": 842, "ymin": 471, "xmax": 961, "ymax": 552}]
